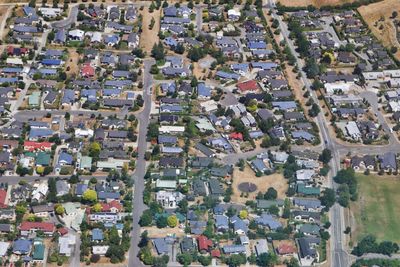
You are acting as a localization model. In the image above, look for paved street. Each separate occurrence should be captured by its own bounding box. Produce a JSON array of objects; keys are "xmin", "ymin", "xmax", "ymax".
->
[
  {"xmin": 127, "ymin": 58, "xmax": 154, "ymax": 267},
  {"xmin": 266, "ymin": 2, "xmax": 349, "ymax": 266}
]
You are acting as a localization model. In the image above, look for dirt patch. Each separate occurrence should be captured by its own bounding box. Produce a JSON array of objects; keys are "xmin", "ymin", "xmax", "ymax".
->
[
  {"xmin": 140, "ymin": 7, "xmax": 161, "ymax": 53},
  {"xmin": 231, "ymin": 166, "xmax": 288, "ymax": 204},
  {"xmin": 278, "ymin": 0, "xmax": 358, "ymax": 7},
  {"xmin": 65, "ymin": 49, "xmax": 80, "ymax": 78},
  {"xmin": 142, "ymin": 226, "xmax": 186, "ymax": 238},
  {"xmin": 358, "ymin": 0, "xmax": 400, "ymax": 61}
]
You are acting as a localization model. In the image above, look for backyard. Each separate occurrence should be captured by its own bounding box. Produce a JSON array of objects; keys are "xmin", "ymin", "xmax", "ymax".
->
[
  {"xmin": 351, "ymin": 173, "xmax": 400, "ymax": 243},
  {"xmin": 231, "ymin": 165, "xmax": 288, "ymax": 204}
]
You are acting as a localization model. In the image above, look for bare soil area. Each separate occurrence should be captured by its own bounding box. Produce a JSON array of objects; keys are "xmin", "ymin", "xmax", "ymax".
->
[
  {"xmin": 140, "ymin": 7, "xmax": 161, "ymax": 53},
  {"xmin": 231, "ymin": 166, "xmax": 288, "ymax": 204},
  {"xmin": 358, "ymin": 0, "xmax": 400, "ymax": 60},
  {"xmin": 65, "ymin": 49, "xmax": 80, "ymax": 78},
  {"xmin": 278, "ymin": 0, "xmax": 358, "ymax": 7},
  {"xmin": 142, "ymin": 226, "xmax": 186, "ymax": 238}
]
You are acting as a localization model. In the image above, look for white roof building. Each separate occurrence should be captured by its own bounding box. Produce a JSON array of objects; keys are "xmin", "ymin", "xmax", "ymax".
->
[
  {"xmin": 159, "ymin": 125, "xmax": 185, "ymax": 134},
  {"xmin": 92, "ymin": 245, "xmax": 109, "ymax": 256},
  {"xmin": 296, "ymin": 169, "xmax": 316, "ymax": 181},
  {"xmin": 0, "ymin": 242, "xmax": 9, "ymax": 256},
  {"xmin": 389, "ymin": 101, "xmax": 400, "ymax": 112},
  {"xmin": 59, "ymin": 235, "xmax": 76, "ymax": 256},
  {"xmin": 200, "ymin": 100, "xmax": 218, "ymax": 112},
  {"xmin": 345, "ymin": 121, "xmax": 361, "ymax": 140},
  {"xmin": 6, "ymin": 58, "xmax": 23, "ymax": 65}
]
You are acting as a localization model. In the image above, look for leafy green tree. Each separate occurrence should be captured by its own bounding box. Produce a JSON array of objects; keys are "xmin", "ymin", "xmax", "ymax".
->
[
  {"xmin": 198, "ymin": 255, "xmax": 212, "ymax": 266},
  {"xmin": 151, "ymin": 42, "xmax": 165, "ymax": 60},
  {"xmin": 167, "ymin": 215, "xmax": 178, "ymax": 228},
  {"xmin": 257, "ymin": 252, "xmax": 278, "ymax": 267},
  {"xmin": 337, "ymin": 184, "xmax": 350, "ymax": 207},
  {"xmin": 177, "ymin": 253, "xmax": 192, "ymax": 265},
  {"xmin": 82, "ymin": 189, "xmax": 97, "ymax": 202},
  {"xmin": 156, "ymin": 216, "xmax": 168, "ymax": 228},
  {"xmin": 139, "ymin": 210, "xmax": 153, "ymax": 226},
  {"xmin": 55, "ymin": 204, "xmax": 65, "ymax": 215},
  {"xmin": 264, "ymin": 187, "xmax": 277, "ymax": 200},
  {"xmin": 319, "ymin": 149, "xmax": 332, "ymax": 164},
  {"xmin": 319, "ymin": 188, "xmax": 336, "ymax": 210}
]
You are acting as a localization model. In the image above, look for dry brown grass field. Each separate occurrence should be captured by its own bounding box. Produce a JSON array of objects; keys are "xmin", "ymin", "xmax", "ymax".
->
[
  {"xmin": 358, "ymin": 0, "xmax": 400, "ymax": 60},
  {"xmin": 278, "ymin": 0, "xmax": 358, "ymax": 8}
]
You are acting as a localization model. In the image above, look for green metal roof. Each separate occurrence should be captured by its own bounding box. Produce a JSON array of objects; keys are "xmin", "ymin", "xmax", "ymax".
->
[{"xmin": 32, "ymin": 243, "xmax": 45, "ymax": 260}]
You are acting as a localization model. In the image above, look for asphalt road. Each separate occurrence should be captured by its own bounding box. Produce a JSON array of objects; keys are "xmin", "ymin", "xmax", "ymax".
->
[
  {"xmin": 127, "ymin": 58, "xmax": 154, "ymax": 267},
  {"xmin": 266, "ymin": 2, "xmax": 349, "ymax": 266},
  {"xmin": 51, "ymin": 6, "xmax": 78, "ymax": 29}
]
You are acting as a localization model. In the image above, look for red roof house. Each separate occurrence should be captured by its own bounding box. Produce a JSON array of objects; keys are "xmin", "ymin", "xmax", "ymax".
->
[
  {"xmin": 101, "ymin": 200, "xmax": 122, "ymax": 213},
  {"xmin": 81, "ymin": 63, "xmax": 95, "ymax": 77},
  {"xmin": 197, "ymin": 235, "xmax": 213, "ymax": 253},
  {"xmin": 20, "ymin": 222, "xmax": 55, "ymax": 236},
  {"xmin": 58, "ymin": 227, "xmax": 68, "ymax": 236},
  {"xmin": 23, "ymin": 141, "xmax": 53, "ymax": 152},
  {"xmin": 237, "ymin": 80, "xmax": 258, "ymax": 92},
  {"xmin": 7, "ymin": 46, "xmax": 28, "ymax": 56},
  {"xmin": 211, "ymin": 249, "xmax": 221, "ymax": 258},
  {"xmin": 0, "ymin": 189, "xmax": 7, "ymax": 208},
  {"xmin": 229, "ymin": 132, "xmax": 243, "ymax": 141},
  {"xmin": 277, "ymin": 243, "xmax": 297, "ymax": 255}
]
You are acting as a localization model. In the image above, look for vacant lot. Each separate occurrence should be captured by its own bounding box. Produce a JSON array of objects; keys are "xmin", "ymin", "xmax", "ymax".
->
[
  {"xmin": 351, "ymin": 174, "xmax": 400, "ymax": 243},
  {"xmin": 358, "ymin": 0, "xmax": 400, "ymax": 60},
  {"xmin": 140, "ymin": 7, "xmax": 161, "ymax": 53},
  {"xmin": 278, "ymin": 0, "xmax": 357, "ymax": 7},
  {"xmin": 65, "ymin": 49, "xmax": 79, "ymax": 78},
  {"xmin": 232, "ymin": 166, "xmax": 288, "ymax": 204}
]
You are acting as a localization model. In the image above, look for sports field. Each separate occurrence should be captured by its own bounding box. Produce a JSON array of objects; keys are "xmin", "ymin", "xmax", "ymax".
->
[{"xmin": 352, "ymin": 174, "xmax": 400, "ymax": 243}]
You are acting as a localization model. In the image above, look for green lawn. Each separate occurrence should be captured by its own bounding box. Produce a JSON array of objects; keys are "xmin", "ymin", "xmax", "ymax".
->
[{"xmin": 353, "ymin": 174, "xmax": 400, "ymax": 243}]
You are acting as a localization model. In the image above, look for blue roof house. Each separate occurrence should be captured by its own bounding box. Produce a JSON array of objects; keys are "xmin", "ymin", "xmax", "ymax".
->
[
  {"xmin": 13, "ymin": 239, "xmax": 32, "ymax": 255},
  {"xmin": 248, "ymin": 41, "xmax": 267, "ymax": 50},
  {"xmin": 91, "ymin": 228, "xmax": 104, "ymax": 242},
  {"xmin": 197, "ymin": 83, "xmax": 211, "ymax": 99},
  {"xmin": 58, "ymin": 152, "xmax": 73, "ymax": 165},
  {"xmin": 255, "ymin": 213, "xmax": 282, "ymax": 230},
  {"xmin": 61, "ymin": 89, "xmax": 75, "ymax": 105},
  {"xmin": 41, "ymin": 59, "xmax": 62, "ymax": 66},
  {"xmin": 75, "ymin": 184, "xmax": 88, "ymax": 196},
  {"xmin": 81, "ymin": 89, "xmax": 97, "ymax": 102},
  {"xmin": 29, "ymin": 128, "xmax": 54, "ymax": 140}
]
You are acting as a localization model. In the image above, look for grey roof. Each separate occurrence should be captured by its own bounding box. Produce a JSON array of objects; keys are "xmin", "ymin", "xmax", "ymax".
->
[
  {"xmin": 208, "ymin": 179, "xmax": 224, "ymax": 196},
  {"xmin": 223, "ymin": 245, "xmax": 246, "ymax": 254},
  {"xmin": 191, "ymin": 157, "xmax": 213, "ymax": 168},
  {"xmin": 107, "ymin": 130, "xmax": 128, "ymax": 139},
  {"xmin": 0, "ymin": 151, "xmax": 10, "ymax": 163},
  {"xmin": 195, "ymin": 143, "xmax": 215, "ymax": 157},
  {"xmin": 192, "ymin": 179, "xmax": 207, "ymax": 196},
  {"xmin": 294, "ymin": 198, "xmax": 322, "ymax": 210},
  {"xmin": 158, "ymin": 135, "xmax": 178, "ymax": 144},
  {"xmin": 257, "ymin": 109, "xmax": 274, "ymax": 121},
  {"xmin": 256, "ymin": 199, "xmax": 285, "ymax": 209},
  {"xmin": 298, "ymin": 237, "xmax": 320, "ymax": 258},
  {"xmin": 292, "ymin": 130, "xmax": 315, "ymax": 142},
  {"xmin": 379, "ymin": 152, "xmax": 397, "ymax": 170},
  {"xmin": 0, "ymin": 224, "xmax": 11, "ymax": 232},
  {"xmin": 215, "ymin": 215, "xmax": 229, "ymax": 228},
  {"xmin": 153, "ymin": 238, "xmax": 168, "ymax": 255},
  {"xmin": 56, "ymin": 180, "xmax": 69, "ymax": 195},
  {"xmin": 180, "ymin": 237, "xmax": 195, "ymax": 252},
  {"xmin": 255, "ymin": 213, "xmax": 282, "ymax": 230},
  {"xmin": 31, "ymin": 204, "xmax": 54, "ymax": 214},
  {"xmin": 159, "ymin": 157, "xmax": 184, "ymax": 168},
  {"xmin": 299, "ymin": 224, "xmax": 320, "ymax": 235}
]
